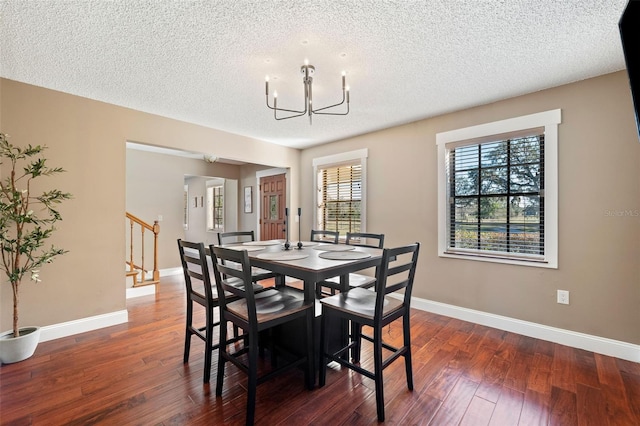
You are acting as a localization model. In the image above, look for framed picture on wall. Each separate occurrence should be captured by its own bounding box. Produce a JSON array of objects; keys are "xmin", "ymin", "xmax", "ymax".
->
[{"xmin": 244, "ymin": 186, "xmax": 253, "ymax": 213}]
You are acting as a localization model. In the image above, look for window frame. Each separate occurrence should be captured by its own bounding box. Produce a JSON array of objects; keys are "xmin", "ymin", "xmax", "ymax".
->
[
  {"xmin": 206, "ymin": 181, "xmax": 224, "ymax": 232},
  {"xmin": 183, "ymin": 184, "xmax": 189, "ymax": 230},
  {"xmin": 313, "ymin": 149, "xmax": 368, "ymax": 239},
  {"xmin": 436, "ymin": 109, "xmax": 561, "ymax": 268}
]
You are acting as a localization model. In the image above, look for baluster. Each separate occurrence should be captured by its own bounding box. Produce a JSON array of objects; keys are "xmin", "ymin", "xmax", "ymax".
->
[
  {"xmin": 152, "ymin": 221, "xmax": 160, "ymax": 282},
  {"xmin": 140, "ymin": 227, "xmax": 145, "ymax": 282},
  {"xmin": 130, "ymin": 219, "xmax": 136, "ymax": 284}
]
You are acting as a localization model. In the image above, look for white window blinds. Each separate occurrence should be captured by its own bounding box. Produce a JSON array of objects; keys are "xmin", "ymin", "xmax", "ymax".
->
[
  {"xmin": 317, "ymin": 162, "xmax": 362, "ymax": 236},
  {"xmin": 447, "ymin": 134, "xmax": 545, "ymax": 260}
]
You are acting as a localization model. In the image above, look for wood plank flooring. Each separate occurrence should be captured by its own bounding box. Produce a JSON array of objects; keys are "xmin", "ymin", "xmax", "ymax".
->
[{"xmin": 1, "ymin": 275, "xmax": 639, "ymax": 425}]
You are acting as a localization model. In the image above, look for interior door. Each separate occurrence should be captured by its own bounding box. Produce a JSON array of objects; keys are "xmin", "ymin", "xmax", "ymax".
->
[{"xmin": 260, "ymin": 173, "xmax": 287, "ymax": 241}]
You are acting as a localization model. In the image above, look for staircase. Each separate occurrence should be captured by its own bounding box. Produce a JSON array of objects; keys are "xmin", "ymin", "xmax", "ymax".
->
[{"xmin": 126, "ymin": 212, "xmax": 160, "ymax": 287}]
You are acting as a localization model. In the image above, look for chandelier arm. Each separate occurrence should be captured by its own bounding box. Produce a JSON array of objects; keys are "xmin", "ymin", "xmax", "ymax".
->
[
  {"xmin": 312, "ymin": 90, "xmax": 348, "ymax": 113},
  {"xmin": 313, "ymin": 94, "xmax": 349, "ymax": 115},
  {"xmin": 274, "ymin": 110, "xmax": 308, "ymax": 120},
  {"xmin": 266, "ymin": 96, "xmax": 306, "ymax": 114},
  {"xmin": 313, "ymin": 110, "xmax": 349, "ymax": 116}
]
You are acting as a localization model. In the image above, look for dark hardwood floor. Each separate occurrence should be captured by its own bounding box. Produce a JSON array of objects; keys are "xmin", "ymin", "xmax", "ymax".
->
[{"xmin": 1, "ymin": 275, "xmax": 639, "ymax": 425}]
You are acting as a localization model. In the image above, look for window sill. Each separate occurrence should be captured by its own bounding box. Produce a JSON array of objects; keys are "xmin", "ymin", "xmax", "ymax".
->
[{"xmin": 439, "ymin": 251, "xmax": 557, "ymax": 269}]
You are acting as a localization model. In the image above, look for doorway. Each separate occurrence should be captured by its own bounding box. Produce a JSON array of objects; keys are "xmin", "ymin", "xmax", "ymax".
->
[{"xmin": 259, "ymin": 173, "xmax": 287, "ymax": 240}]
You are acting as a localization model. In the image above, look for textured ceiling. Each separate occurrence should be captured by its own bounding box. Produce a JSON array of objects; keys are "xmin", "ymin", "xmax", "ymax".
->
[{"xmin": 0, "ymin": 0, "xmax": 629, "ymax": 149}]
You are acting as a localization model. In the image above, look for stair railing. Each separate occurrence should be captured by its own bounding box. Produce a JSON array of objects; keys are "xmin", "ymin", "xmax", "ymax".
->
[{"xmin": 126, "ymin": 212, "xmax": 160, "ymax": 286}]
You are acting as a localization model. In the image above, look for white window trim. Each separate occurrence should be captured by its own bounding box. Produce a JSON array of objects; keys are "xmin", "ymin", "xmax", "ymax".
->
[
  {"xmin": 183, "ymin": 184, "xmax": 189, "ymax": 230},
  {"xmin": 313, "ymin": 149, "xmax": 368, "ymax": 236},
  {"xmin": 436, "ymin": 109, "xmax": 561, "ymax": 268},
  {"xmin": 206, "ymin": 179, "xmax": 225, "ymax": 232}
]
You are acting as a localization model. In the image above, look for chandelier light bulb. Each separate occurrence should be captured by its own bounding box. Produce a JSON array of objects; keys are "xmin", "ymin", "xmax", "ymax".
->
[{"xmin": 273, "ymin": 91, "xmax": 278, "ymax": 98}]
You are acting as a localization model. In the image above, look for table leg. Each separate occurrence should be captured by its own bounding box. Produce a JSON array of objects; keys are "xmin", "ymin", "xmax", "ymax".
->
[{"xmin": 339, "ymin": 275, "xmax": 351, "ymax": 361}]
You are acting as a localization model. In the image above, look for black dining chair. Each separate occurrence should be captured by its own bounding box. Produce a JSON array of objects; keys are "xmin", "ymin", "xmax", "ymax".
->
[
  {"xmin": 210, "ymin": 245, "xmax": 315, "ymax": 426},
  {"xmin": 318, "ymin": 242, "xmax": 420, "ymax": 422},
  {"xmin": 316, "ymin": 231, "xmax": 385, "ymax": 297},
  {"xmin": 310, "ymin": 229, "xmax": 339, "ymax": 244},
  {"xmin": 217, "ymin": 230, "xmax": 283, "ymax": 285},
  {"xmin": 177, "ymin": 239, "xmax": 257, "ymax": 384}
]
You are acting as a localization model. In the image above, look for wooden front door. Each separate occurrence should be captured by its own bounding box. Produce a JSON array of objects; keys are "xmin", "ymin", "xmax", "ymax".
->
[{"xmin": 260, "ymin": 173, "xmax": 287, "ymax": 241}]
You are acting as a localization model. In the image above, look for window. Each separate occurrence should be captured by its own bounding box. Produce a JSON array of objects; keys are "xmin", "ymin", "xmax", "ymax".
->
[
  {"xmin": 313, "ymin": 149, "xmax": 368, "ymax": 238},
  {"xmin": 437, "ymin": 110, "xmax": 560, "ymax": 268},
  {"xmin": 206, "ymin": 184, "xmax": 224, "ymax": 231},
  {"xmin": 183, "ymin": 184, "xmax": 189, "ymax": 230}
]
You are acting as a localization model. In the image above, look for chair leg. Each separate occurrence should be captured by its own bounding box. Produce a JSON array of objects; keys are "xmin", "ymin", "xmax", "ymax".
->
[
  {"xmin": 274, "ymin": 274, "xmax": 285, "ymax": 288},
  {"xmin": 351, "ymin": 321, "xmax": 363, "ymax": 363},
  {"xmin": 203, "ymin": 307, "xmax": 214, "ymax": 384},
  {"xmin": 216, "ymin": 318, "xmax": 228, "ymax": 396},
  {"xmin": 373, "ymin": 325, "xmax": 385, "ymax": 422},
  {"xmin": 246, "ymin": 329, "xmax": 259, "ymax": 426},
  {"xmin": 403, "ymin": 313, "xmax": 414, "ymax": 391},
  {"xmin": 269, "ymin": 328, "xmax": 277, "ymax": 368},
  {"xmin": 318, "ymin": 308, "xmax": 329, "ymax": 387},
  {"xmin": 305, "ymin": 309, "xmax": 315, "ymax": 389},
  {"xmin": 184, "ymin": 301, "xmax": 192, "ymax": 363}
]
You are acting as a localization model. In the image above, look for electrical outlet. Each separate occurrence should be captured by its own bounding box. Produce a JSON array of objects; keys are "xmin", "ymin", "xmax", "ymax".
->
[{"xmin": 557, "ymin": 289, "xmax": 569, "ymax": 305}]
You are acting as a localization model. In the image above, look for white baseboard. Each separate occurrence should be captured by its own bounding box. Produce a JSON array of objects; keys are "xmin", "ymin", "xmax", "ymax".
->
[
  {"xmin": 160, "ymin": 267, "xmax": 182, "ymax": 277},
  {"xmin": 401, "ymin": 295, "xmax": 640, "ymax": 363},
  {"xmin": 125, "ymin": 268, "xmax": 183, "ymax": 299},
  {"xmin": 126, "ymin": 285, "xmax": 156, "ymax": 299},
  {"xmin": 39, "ymin": 310, "xmax": 128, "ymax": 343}
]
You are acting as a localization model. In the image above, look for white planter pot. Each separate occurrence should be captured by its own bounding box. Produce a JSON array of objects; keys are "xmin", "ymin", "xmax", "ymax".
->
[{"xmin": 0, "ymin": 326, "xmax": 41, "ymax": 364}]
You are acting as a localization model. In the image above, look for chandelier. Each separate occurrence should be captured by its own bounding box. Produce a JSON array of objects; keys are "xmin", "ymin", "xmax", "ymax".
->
[{"xmin": 265, "ymin": 60, "xmax": 350, "ymax": 124}]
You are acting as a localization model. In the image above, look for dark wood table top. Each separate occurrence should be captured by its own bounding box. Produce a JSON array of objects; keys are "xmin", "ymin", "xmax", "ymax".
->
[{"xmin": 219, "ymin": 240, "xmax": 383, "ymax": 302}]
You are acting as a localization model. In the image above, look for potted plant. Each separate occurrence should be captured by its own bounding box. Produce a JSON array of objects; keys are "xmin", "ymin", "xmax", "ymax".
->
[{"xmin": 0, "ymin": 132, "xmax": 71, "ymax": 364}]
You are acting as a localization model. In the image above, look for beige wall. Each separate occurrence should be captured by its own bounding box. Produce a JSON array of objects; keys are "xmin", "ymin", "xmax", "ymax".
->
[
  {"xmin": 300, "ymin": 71, "xmax": 640, "ymax": 345},
  {"xmin": 2, "ymin": 72, "xmax": 638, "ymax": 346},
  {"xmin": 0, "ymin": 78, "xmax": 300, "ymax": 330}
]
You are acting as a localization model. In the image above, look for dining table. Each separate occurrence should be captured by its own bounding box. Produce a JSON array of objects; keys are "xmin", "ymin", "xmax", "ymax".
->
[
  {"xmin": 218, "ymin": 239, "xmax": 384, "ymax": 374},
  {"xmin": 239, "ymin": 239, "xmax": 383, "ymax": 302}
]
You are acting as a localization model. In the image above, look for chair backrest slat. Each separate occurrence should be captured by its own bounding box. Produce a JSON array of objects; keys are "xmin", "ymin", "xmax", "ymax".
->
[
  {"xmin": 210, "ymin": 245, "xmax": 259, "ymax": 325},
  {"xmin": 346, "ymin": 232, "xmax": 385, "ymax": 249},
  {"xmin": 177, "ymin": 239, "xmax": 216, "ymax": 302},
  {"xmin": 310, "ymin": 229, "xmax": 339, "ymax": 244},
  {"xmin": 217, "ymin": 231, "xmax": 255, "ymax": 245},
  {"xmin": 374, "ymin": 243, "xmax": 420, "ymax": 317}
]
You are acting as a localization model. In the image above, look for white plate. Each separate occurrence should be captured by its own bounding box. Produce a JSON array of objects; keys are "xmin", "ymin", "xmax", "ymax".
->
[
  {"xmin": 256, "ymin": 252, "xmax": 310, "ymax": 261},
  {"xmin": 313, "ymin": 244, "xmax": 356, "ymax": 252},
  {"xmin": 243, "ymin": 240, "xmax": 282, "ymax": 246},
  {"xmin": 318, "ymin": 251, "xmax": 371, "ymax": 260}
]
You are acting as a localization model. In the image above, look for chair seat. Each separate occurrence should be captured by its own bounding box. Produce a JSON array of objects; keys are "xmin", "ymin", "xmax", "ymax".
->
[
  {"xmin": 319, "ymin": 287, "xmax": 403, "ymax": 321},
  {"xmin": 324, "ymin": 273, "xmax": 376, "ymax": 288},
  {"xmin": 227, "ymin": 288, "xmax": 311, "ymax": 323},
  {"xmin": 223, "ymin": 276, "xmax": 264, "ymax": 293}
]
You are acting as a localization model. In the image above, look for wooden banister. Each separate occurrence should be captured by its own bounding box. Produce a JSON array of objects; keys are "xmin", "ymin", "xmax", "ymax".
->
[{"xmin": 126, "ymin": 212, "xmax": 160, "ymax": 286}]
